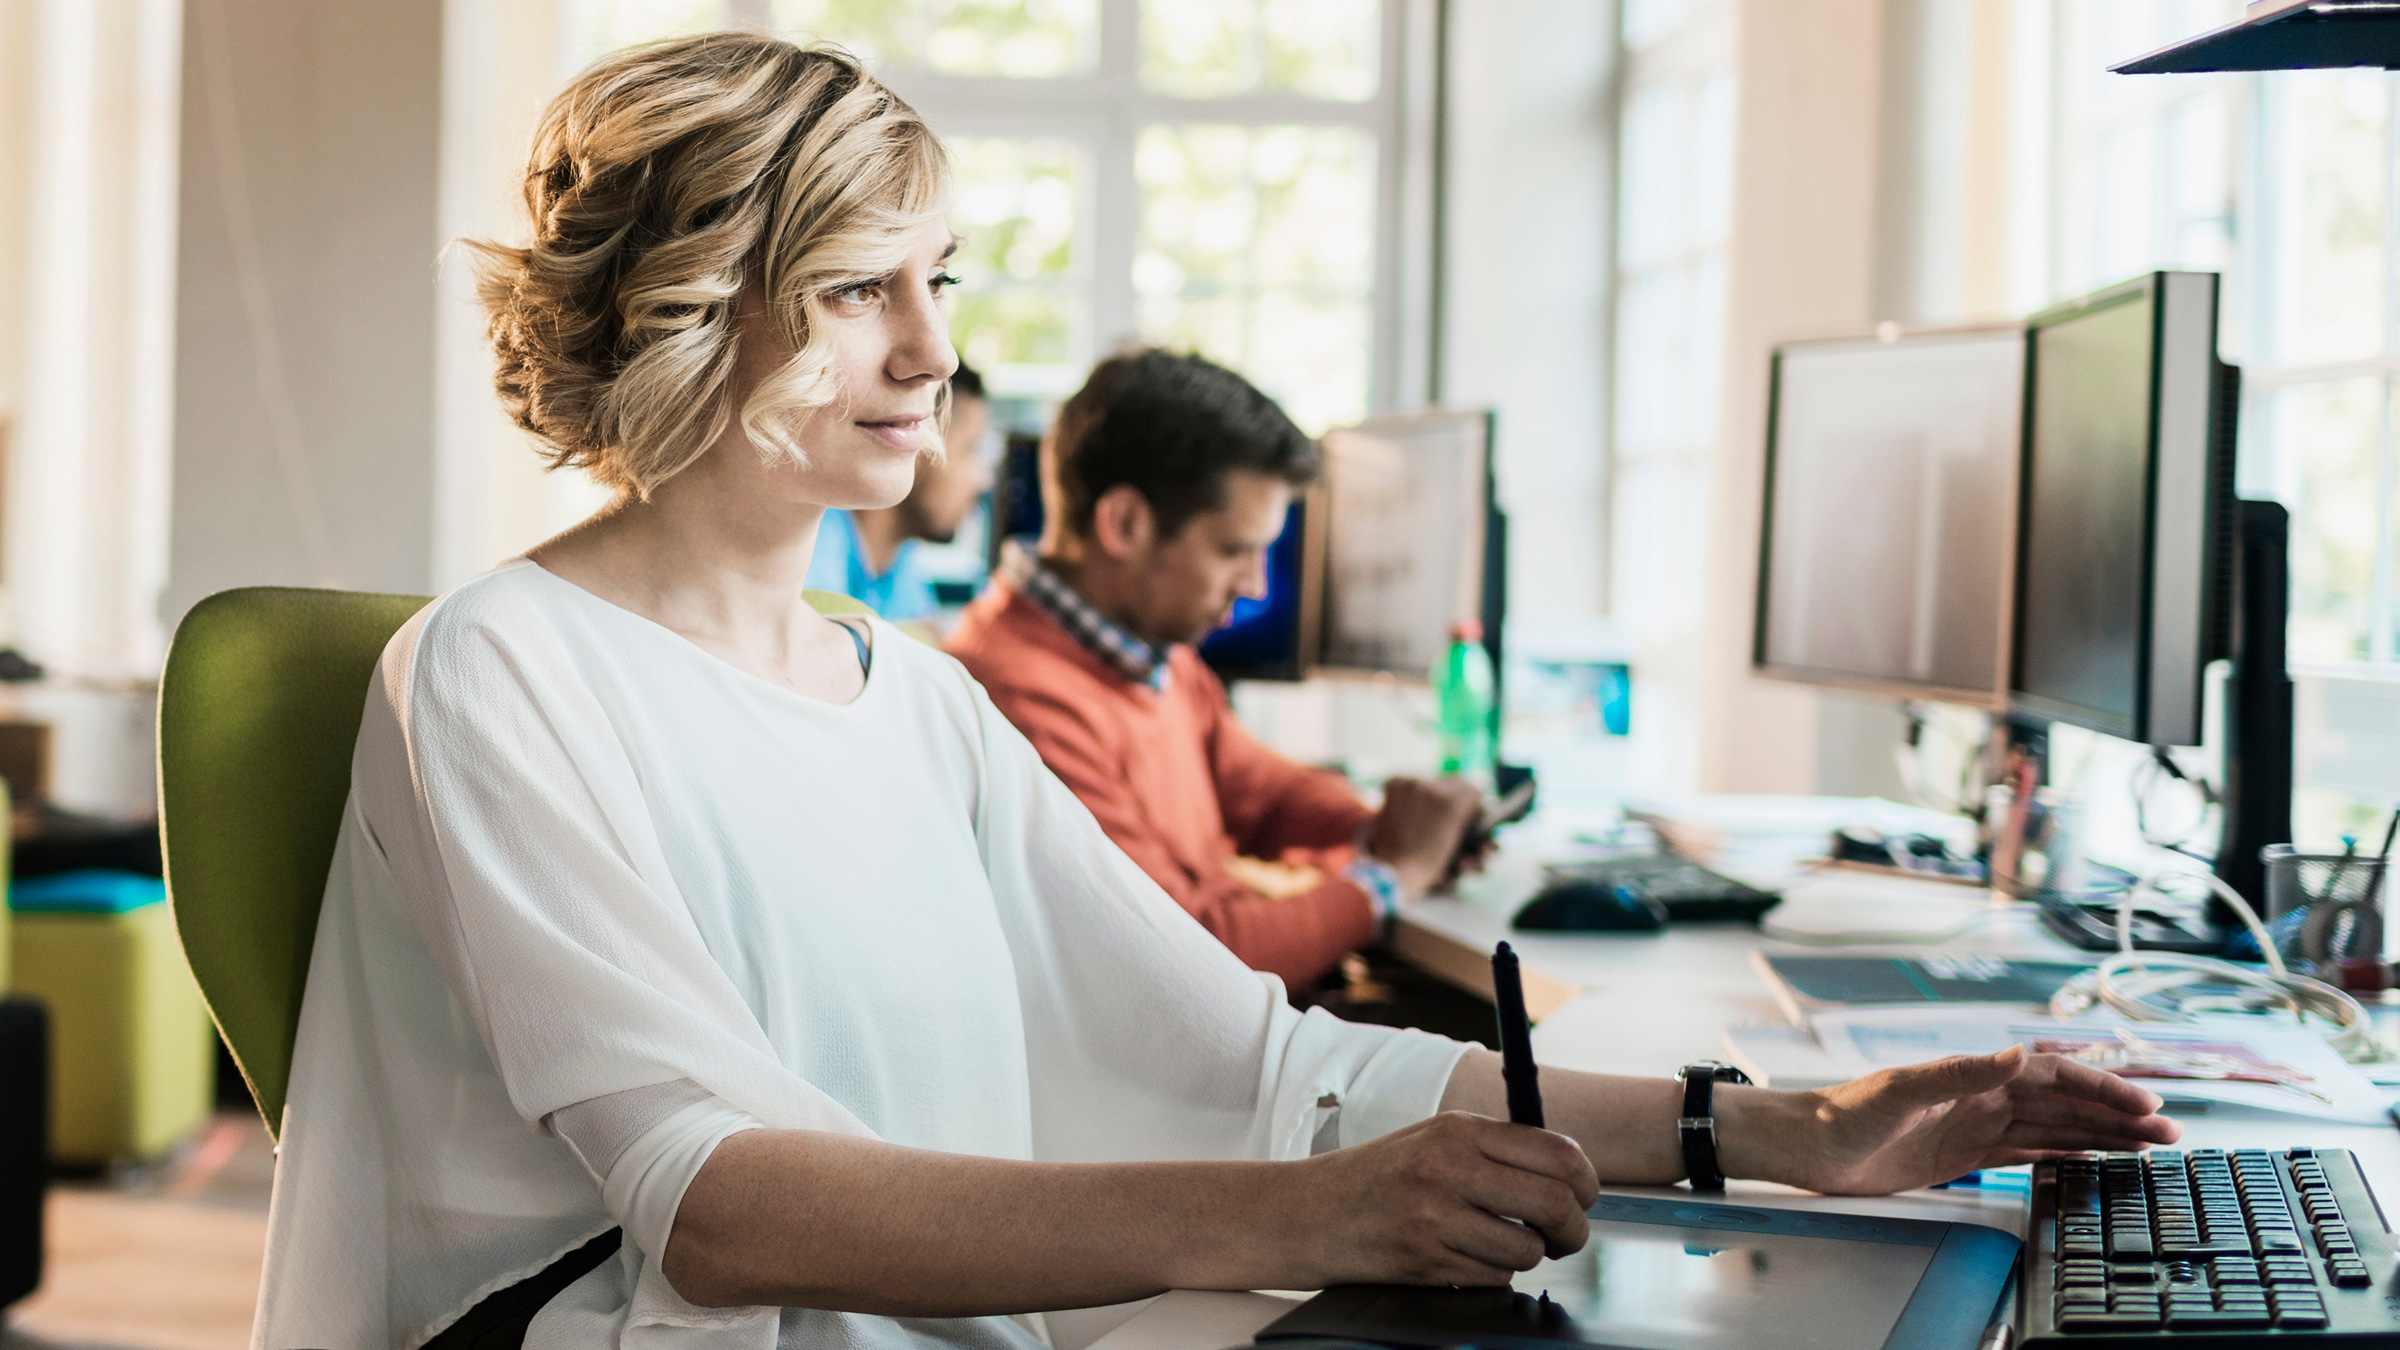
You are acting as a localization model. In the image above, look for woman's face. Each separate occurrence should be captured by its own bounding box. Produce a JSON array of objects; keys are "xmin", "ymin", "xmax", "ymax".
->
[{"xmin": 743, "ymin": 220, "xmax": 960, "ymax": 512}]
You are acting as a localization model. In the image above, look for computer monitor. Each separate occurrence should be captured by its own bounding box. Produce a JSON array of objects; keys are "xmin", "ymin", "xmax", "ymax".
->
[
  {"xmin": 1754, "ymin": 327, "xmax": 2025, "ymax": 708},
  {"xmin": 1317, "ymin": 410, "xmax": 1499, "ymax": 678},
  {"xmin": 984, "ymin": 428, "xmax": 1045, "ymax": 573},
  {"xmin": 2011, "ymin": 271, "xmax": 2238, "ymax": 746},
  {"xmin": 1198, "ymin": 493, "xmax": 1324, "ymax": 682}
]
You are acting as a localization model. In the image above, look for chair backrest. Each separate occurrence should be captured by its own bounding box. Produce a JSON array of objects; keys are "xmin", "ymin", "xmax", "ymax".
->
[{"xmin": 158, "ymin": 584, "xmax": 874, "ymax": 1136}]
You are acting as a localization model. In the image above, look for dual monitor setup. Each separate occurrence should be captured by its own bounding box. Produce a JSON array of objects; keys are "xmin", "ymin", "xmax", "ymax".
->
[
  {"xmin": 1754, "ymin": 270, "xmax": 2290, "ymax": 920},
  {"xmin": 988, "ymin": 411, "xmax": 1510, "ymax": 687}
]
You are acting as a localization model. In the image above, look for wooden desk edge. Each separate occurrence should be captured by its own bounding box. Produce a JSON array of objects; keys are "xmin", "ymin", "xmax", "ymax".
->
[{"xmin": 1389, "ymin": 917, "xmax": 1578, "ymax": 1023}]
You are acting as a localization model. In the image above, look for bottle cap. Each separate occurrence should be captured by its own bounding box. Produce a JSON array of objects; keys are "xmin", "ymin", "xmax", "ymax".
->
[{"xmin": 1449, "ymin": 618, "xmax": 1483, "ymax": 643}]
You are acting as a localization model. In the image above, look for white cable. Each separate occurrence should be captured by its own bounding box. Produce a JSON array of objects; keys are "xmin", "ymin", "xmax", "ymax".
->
[{"xmin": 2048, "ymin": 871, "xmax": 2388, "ymax": 1064}]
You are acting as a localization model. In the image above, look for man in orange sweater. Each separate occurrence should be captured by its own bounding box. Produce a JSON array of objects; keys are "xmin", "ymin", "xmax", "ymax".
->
[{"xmin": 947, "ymin": 350, "xmax": 1483, "ymax": 989}]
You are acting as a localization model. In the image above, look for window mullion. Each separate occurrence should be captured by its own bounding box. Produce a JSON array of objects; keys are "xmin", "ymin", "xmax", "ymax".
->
[{"xmin": 1091, "ymin": 0, "xmax": 1141, "ymax": 352}]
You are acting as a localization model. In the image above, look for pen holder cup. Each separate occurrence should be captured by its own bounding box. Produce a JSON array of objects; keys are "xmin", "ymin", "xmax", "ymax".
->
[{"xmin": 2261, "ymin": 843, "xmax": 2388, "ymax": 969}]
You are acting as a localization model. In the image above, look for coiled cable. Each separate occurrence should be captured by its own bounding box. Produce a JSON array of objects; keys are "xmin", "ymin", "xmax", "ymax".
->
[{"xmin": 2047, "ymin": 871, "xmax": 2387, "ymax": 1064}]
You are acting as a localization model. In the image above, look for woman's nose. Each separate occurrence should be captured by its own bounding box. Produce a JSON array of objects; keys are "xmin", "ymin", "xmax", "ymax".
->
[{"xmin": 887, "ymin": 279, "xmax": 957, "ymax": 386}]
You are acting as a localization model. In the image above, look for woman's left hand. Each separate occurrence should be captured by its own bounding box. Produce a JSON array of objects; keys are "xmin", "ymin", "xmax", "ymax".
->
[{"xmin": 1733, "ymin": 1045, "xmax": 2182, "ymax": 1195}]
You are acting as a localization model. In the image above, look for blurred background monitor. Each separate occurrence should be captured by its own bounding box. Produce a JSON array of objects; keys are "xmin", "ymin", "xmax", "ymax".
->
[
  {"xmin": 1318, "ymin": 411, "xmax": 1501, "ymax": 679},
  {"xmin": 1198, "ymin": 494, "xmax": 1324, "ymax": 682},
  {"xmin": 1754, "ymin": 327, "xmax": 2025, "ymax": 709},
  {"xmin": 2011, "ymin": 271, "xmax": 2237, "ymax": 746},
  {"xmin": 985, "ymin": 428, "xmax": 1047, "ymax": 572}
]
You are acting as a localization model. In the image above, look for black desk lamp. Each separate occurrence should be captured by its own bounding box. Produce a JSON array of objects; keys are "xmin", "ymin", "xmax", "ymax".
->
[{"xmin": 2115, "ymin": 0, "xmax": 2400, "ymax": 73}]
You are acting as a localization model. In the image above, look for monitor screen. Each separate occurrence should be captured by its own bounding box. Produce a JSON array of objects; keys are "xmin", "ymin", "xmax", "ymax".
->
[
  {"xmin": 1319, "ymin": 412, "xmax": 1492, "ymax": 676},
  {"xmin": 1756, "ymin": 329, "xmax": 2024, "ymax": 705},
  {"xmin": 1198, "ymin": 498, "xmax": 1313, "ymax": 680},
  {"xmin": 2016, "ymin": 292, "xmax": 2155, "ymax": 734}
]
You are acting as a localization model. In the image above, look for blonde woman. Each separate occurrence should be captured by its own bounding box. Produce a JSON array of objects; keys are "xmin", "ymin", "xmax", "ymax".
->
[{"xmin": 256, "ymin": 34, "xmax": 2176, "ymax": 1350}]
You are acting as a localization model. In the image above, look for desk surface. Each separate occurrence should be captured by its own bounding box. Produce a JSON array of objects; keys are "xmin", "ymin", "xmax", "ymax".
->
[{"xmin": 1088, "ymin": 852, "xmax": 2400, "ymax": 1350}]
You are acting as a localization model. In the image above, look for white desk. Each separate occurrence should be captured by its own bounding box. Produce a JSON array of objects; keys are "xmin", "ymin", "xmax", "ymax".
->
[{"xmin": 1088, "ymin": 852, "xmax": 2400, "ymax": 1350}]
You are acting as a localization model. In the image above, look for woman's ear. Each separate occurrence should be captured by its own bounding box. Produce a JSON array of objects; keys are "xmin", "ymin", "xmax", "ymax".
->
[{"xmin": 1091, "ymin": 484, "xmax": 1157, "ymax": 559}]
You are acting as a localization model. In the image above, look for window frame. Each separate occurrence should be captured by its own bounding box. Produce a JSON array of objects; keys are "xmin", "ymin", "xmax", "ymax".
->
[
  {"xmin": 731, "ymin": 0, "xmax": 1435, "ymax": 415},
  {"xmin": 1602, "ymin": 0, "xmax": 1739, "ymax": 621}
]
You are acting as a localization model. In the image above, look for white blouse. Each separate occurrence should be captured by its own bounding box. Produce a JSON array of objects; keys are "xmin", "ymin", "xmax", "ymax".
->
[{"xmin": 252, "ymin": 561, "xmax": 1468, "ymax": 1350}]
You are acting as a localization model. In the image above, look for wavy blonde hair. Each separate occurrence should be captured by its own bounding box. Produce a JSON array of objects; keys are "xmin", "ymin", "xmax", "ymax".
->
[{"xmin": 467, "ymin": 34, "xmax": 950, "ymax": 498}]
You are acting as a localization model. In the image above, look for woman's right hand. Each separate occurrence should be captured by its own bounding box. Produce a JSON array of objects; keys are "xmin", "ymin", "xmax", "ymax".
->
[{"xmin": 1281, "ymin": 1111, "xmax": 1599, "ymax": 1288}]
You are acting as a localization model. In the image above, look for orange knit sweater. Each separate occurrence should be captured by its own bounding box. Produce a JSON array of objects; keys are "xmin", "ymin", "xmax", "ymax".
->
[{"xmin": 946, "ymin": 581, "xmax": 1379, "ymax": 988}]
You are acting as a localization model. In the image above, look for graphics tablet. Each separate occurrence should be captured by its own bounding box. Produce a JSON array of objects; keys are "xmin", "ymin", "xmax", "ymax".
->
[{"xmin": 1256, "ymin": 1193, "xmax": 2020, "ymax": 1350}]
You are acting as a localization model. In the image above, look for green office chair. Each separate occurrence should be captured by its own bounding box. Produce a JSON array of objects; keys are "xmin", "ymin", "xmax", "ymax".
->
[{"xmin": 158, "ymin": 583, "xmax": 874, "ymax": 1138}]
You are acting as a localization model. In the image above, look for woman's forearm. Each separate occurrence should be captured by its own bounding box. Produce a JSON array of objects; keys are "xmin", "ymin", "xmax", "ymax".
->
[
  {"xmin": 664, "ymin": 1108, "xmax": 1601, "ymax": 1314},
  {"xmin": 1437, "ymin": 1049, "xmax": 1814, "ymax": 1186},
  {"xmin": 664, "ymin": 1130, "xmax": 1300, "ymax": 1313}
]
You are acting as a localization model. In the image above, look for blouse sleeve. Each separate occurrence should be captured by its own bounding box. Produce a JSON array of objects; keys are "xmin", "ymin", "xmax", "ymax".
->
[{"xmin": 956, "ymin": 667, "xmax": 1469, "ymax": 1165}]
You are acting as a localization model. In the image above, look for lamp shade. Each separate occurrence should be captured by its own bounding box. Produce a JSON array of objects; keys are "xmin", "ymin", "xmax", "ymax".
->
[{"xmin": 2115, "ymin": 0, "xmax": 2400, "ymax": 73}]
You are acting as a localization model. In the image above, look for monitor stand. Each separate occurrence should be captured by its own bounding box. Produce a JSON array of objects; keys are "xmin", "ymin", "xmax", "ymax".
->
[
  {"xmin": 2212, "ymin": 498, "xmax": 2295, "ymax": 927},
  {"xmin": 2008, "ymin": 498, "xmax": 2292, "ymax": 948}
]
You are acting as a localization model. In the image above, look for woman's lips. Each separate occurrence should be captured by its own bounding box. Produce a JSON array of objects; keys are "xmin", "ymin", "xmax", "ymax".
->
[{"xmin": 856, "ymin": 418, "xmax": 929, "ymax": 451}]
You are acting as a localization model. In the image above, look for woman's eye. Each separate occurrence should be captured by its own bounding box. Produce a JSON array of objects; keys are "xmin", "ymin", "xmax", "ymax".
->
[
  {"xmin": 930, "ymin": 271, "xmax": 963, "ymax": 294},
  {"xmin": 833, "ymin": 280, "xmax": 883, "ymax": 305}
]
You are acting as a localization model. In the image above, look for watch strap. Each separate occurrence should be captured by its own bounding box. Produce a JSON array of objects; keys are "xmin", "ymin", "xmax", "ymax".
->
[{"xmin": 1677, "ymin": 1061, "xmax": 1750, "ymax": 1192}]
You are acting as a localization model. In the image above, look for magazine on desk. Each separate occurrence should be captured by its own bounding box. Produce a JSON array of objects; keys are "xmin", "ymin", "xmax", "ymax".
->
[
  {"xmin": 1750, "ymin": 950, "xmax": 2093, "ymax": 1022},
  {"xmin": 1806, "ymin": 1005, "xmax": 2391, "ymax": 1124}
]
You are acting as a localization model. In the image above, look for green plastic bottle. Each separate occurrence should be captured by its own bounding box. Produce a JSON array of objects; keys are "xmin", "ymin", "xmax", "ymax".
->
[{"xmin": 1432, "ymin": 619, "xmax": 1496, "ymax": 786}]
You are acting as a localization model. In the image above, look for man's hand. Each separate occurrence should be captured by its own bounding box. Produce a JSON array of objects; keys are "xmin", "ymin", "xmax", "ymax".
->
[
  {"xmin": 1284, "ymin": 1112, "xmax": 1599, "ymax": 1288},
  {"xmin": 1724, "ymin": 1045, "xmax": 2182, "ymax": 1195},
  {"xmin": 1365, "ymin": 777, "xmax": 1485, "ymax": 900}
]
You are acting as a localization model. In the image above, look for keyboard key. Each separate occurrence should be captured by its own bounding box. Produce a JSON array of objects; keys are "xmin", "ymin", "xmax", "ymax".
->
[
  {"xmin": 2106, "ymin": 1232, "xmax": 2154, "ymax": 1261},
  {"xmin": 2331, "ymin": 1266, "xmax": 2372, "ymax": 1289},
  {"xmin": 2168, "ymin": 1309, "xmax": 2270, "ymax": 1328},
  {"xmin": 2160, "ymin": 1239, "xmax": 2253, "ymax": 1257},
  {"xmin": 2276, "ymin": 1308, "xmax": 2330, "ymax": 1329},
  {"xmin": 2218, "ymin": 1295, "xmax": 2270, "ymax": 1310},
  {"xmin": 2060, "ymin": 1311, "xmax": 2162, "ymax": 1332}
]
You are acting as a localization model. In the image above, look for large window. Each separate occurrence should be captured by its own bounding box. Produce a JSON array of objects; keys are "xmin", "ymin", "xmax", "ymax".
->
[
  {"xmin": 1606, "ymin": 0, "xmax": 1736, "ymax": 636},
  {"xmin": 2050, "ymin": 1, "xmax": 2400, "ymax": 674},
  {"xmin": 564, "ymin": 0, "xmax": 1417, "ymax": 433}
]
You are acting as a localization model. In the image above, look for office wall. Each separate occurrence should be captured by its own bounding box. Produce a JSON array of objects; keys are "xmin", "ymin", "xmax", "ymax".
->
[
  {"xmin": 165, "ymin": 0, "xmax": 445, "ymax": 622},
  {"xmin": 1697, "ymin": 0, "xmax": 1890, "ymax": 794},
  {"xmin": 1437, "ymin": 0, "xmax": 1614, "ymax": 625},
  {"xmin": 433, "ymin": 0, "xmax": 597, "ymax": 590}
]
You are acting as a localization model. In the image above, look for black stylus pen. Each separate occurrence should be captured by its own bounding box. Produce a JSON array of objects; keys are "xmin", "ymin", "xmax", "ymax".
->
[{"xmin": 1492, "ymin": 941, "xmax": 1544, "ymax": 1128}]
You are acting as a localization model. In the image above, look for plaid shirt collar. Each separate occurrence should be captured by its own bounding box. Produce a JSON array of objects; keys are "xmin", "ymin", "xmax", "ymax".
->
[{"xmin": 1001, "ymin": 543, "xmax": 1170, "ymax": 690}]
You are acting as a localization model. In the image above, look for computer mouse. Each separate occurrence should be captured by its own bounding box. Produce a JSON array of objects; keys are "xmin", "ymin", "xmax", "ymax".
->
[{"xmin": 1512, "ymin": 879, "xmax": 1669, "ymax": 932}]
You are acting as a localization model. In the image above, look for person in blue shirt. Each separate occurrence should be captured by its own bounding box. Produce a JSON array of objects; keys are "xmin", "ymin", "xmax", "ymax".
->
[{"xmin": 805, "ymin": 362, "xmax": 993, "ymax": 620}]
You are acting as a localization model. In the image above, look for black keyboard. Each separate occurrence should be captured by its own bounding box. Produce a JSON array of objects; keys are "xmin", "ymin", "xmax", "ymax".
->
[
  {"xmin": 2024, "ymin": 1149, "xmax": 2398, "ymax": 1345},
  {"xmin": 1536, "ymin": 855, "xmax": 1780, "ymax": 922}
]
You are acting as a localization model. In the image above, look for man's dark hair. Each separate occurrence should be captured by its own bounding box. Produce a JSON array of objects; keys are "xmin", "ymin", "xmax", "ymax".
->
[
  {"xmin": 949, "ymin": 360, "xmax": 985, "ymax": 402},
  {"xmin": 1048, "ymin": 349, "xmax": 1320, "ymax": 539}
]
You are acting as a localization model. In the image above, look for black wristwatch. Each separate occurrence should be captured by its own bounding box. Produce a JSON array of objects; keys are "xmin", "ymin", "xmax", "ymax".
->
[{"xmin": 1676, "ymin": 1060, "xmax": 1752, "ymax": 1193}]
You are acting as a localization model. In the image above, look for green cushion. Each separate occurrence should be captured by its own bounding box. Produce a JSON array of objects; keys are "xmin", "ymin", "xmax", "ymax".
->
[
  {"xmin": 13, "ymin": 904, "xmax": 214, "ymax": 1162},
  {"xmin": 158, "ymin": 583, "xmax": 877, "ymax": 1138}
]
